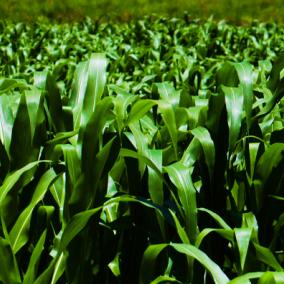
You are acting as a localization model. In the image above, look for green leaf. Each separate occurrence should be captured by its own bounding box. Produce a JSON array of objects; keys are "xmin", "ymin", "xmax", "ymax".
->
[
  {"xmin": 171, "ymin": 243, "xmax": 229, "ymax": 284},
  {"xmin": 70, "ymin": 53, "xmax": 108, "ymax": 132},
  {"xmin": 127, "ymin": 99, "xmax": 156, "ymax": 124},
  {"xmin": 0, "ymin": 237, "xmax": 21, "ymax": 284},
  {"xmin": 180, "ymin": 137, "xmax": 201, "ymax": 167},
  {"xmin": 69, "ymin": 61, "xmax": 88, "ymax": 129},
  {"xmin": 120, "ymin": 148, "xmax": 165, "ymax": 184},
  {"xmin": 82, "ymin": 53, "xmax": 108, "ymax": 119},
  {"xmin": 25, "ymin": 88, "xmax": 46, "ymax": 147},
  {"xmin": 50, "ymin": 252, "xmax": 67, "ymax": 284},
  {"xmin": 45, "ymin": 72, "xmax": 66, "ymax": 132},
  {"xmin": 81, "ymin": 96, "xmax": 114, "ymax": 169},
  {"xmin": 268, "ymin": 54, "xmax": 284, "ymax": 91},
  {"xmin": 60, "ymin": 207, "xmax": 102, "ymax": 250},
  {"xmin": 198, "ymin": 208, "xmax": 231, "ymax": 230},
  {"xmin": 258, "ymin": 272, "xmax": 277, "ymax": 284},
  {"xmin": 108, "ymin": 252, "xmax": 121, "ymax": 277},
  {"xmin": 158, "ymin": 100, "xmax": 178, "ymax": 159},
  {"xmin": 23, "ymin": 230, "xmax": 47, "ymax": 284},
  {"xmin": 154, "ymin": 82, "xmax": 180, "ymax": 107},
  {"xmin": 33, "ymin": 71, "xmax": 48, "ymax": 89},
  {"xmin": 147, "ymin": 149, "xmax": 165, "ymax": 238},
  {"xmin": 206, "ymin": 91, "xmax": 225, "ymax": 138},
  {"xmin": 216, "ymin": 62, "xmax": 239, "ymax": 88},
  {"xmin": 0, "ymin": 160, "xmax": 47, "ymax": 206},
  {"xmin": 111, "ymin": 88, "xmax": 136, "ymax": 133},
  {"xmin": 170, "ymin": 209, "xmax": 190, "ymax": 244},
  {"xmin": 196, "ymin": 228, "xmax": 234, "ymax": 248},
  {"xmin": 50, "ymin": 174, "xmax": 65, "ymax": 209},
  {"xmin": 86, "ymin": 136, "xmax": 118, "ymax": 207},
  {"xmin": 242, "ymin": 212, "xmax": 259, "ymax": 243},
  {"xmin": 9, "ymin": 169, "xmax": 58, "ymax": 253},
  {"xmin": 0, "ymin": 94, "xmax": 16, "ymax": 155},
  {"xmin": 229, "ymin": 272, "xmax": 263, "ymax": 283},
  {"xmin": 30, "ymin": 169, "xmax": 58, "ymax": 204},
  {"xmin": 269, "ymin": 195, "xmax": 284, "ymax": 201},
  {"xmin": 253, "ymin": 243, "xmax": 283, "ymax": 271},
  {"xmin": 151, "ymin": 275, "xmax": 182, "ymax": 284},
  {"xmin": 9, "ymin": 93, "xmax": 33, "ymax": 169},
  {"xmin": 46, "ymin": 130, "xmax": 78, "ymax": 145},
  {"xmin": 234, "ymin": 228, "xmax": 252, "ymax": 271},
  {"xmin": 61, "ymin": 194, "xmax": 168, "ymax": 252},
  {"xmin": 147, "ymin": 149, "xmax": 163, "ymax": 205},
  {"xmin": 256, "ymin": 143, "xmax": 284, "ymax": 184},
  {"xmin": 139, "ymin": 243, "xmax": 229, "ymax": 284},
  {"xmin": 165, "ymin": 162, "xmax": 197, "ymax": 244},
  {"xmin": 255, "ymin": 55, "xmax": 284, "ymax": 119},
  {"xmin": 139, "ymin": 244, "xmax": 168, "ymax": 284},
  {"xmin": 0, "ymin": 78, "xmax": 29, "ymax": 94},
  {"xmin": 262, "ymin": 272, "xmax": 284, "ymax": 284},
  {"xmin": 191, "ymin": 127, "xmax": 215, "ymax": 180},
  {"xmin": 248, "ymin": 142, "xmax": 260, "ymax": 180},
  {"xmin": 33, "ymin": 258, "xmax": 57, "ymax": 284},
  {"xmin": 128, "ymin": 123, "xmax": 148, "ymax": 174},
  {"xmin": 62, "ymin": 144, "xmax": 80, "ymax": 186},
  {"xmin": 234, "ymin": 62, "xmax": 254, "ymax": 128},
  {"xmin": 222, "ymin": 86, "xmax": 244, "ymax": 151}
]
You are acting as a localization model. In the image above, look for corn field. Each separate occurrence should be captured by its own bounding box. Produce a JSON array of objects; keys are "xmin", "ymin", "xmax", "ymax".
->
[{"xmin": 0, "ymin": 16, "xmax": 284, "ymax": 283}]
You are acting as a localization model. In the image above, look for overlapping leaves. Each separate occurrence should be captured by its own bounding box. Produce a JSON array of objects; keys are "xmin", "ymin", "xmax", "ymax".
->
[{"xmin": 0, "ymin": 16, "xmax": 284, "ymax": 284}]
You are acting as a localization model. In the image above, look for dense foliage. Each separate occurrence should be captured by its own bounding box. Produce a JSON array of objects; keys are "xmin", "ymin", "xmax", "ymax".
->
[
  {"xmin": 1, "ymin": 0, "xmax": 284, "ymax": 23},
  {"xmin": 1, "ymin": 17, "xmax": 284, "ymax": 283}
]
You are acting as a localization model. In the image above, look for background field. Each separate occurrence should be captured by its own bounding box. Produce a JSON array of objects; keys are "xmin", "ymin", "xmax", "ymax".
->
[{"xmin": 1, "ymin": 0, "xmax": 283, "ymax": 23}]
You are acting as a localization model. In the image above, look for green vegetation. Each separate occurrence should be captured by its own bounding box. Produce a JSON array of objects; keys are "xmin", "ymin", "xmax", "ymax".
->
[
  {"xmin": 1, "ymin": 0, "xmax": 284, "ymax": 23},
  {"xmin": 1, "ymin": 16, "xmax": 284, "ymax": 283}
]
